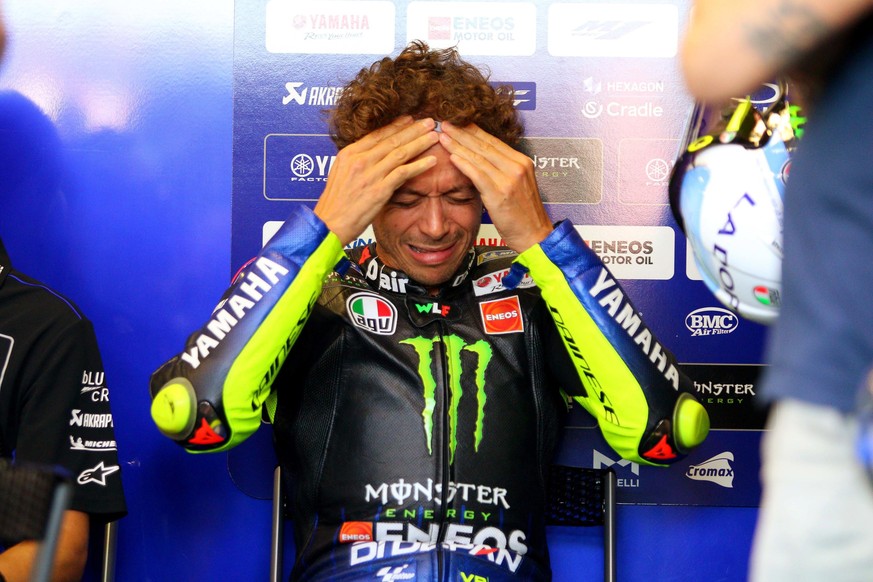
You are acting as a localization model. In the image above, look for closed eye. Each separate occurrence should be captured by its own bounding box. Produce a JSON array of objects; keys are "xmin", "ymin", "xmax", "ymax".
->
[
  {"xmin": 446, "ymin": 192, "xmax": 478, "ymax": 204},
  {"xmin": 388, "ymin": 193, "xmax": 423, "ymax": 208}
]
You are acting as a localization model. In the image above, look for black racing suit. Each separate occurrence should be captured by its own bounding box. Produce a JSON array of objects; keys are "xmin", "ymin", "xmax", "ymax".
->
[{"xmin": 150, "ymin": 207, "xmax": 709, "ymax": 581}]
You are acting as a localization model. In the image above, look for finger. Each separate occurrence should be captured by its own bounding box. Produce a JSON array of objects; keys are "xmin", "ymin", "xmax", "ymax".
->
[
  {"xmin": 440, "ymin": 121, "xmax": 526, "ymax": 173},
  {"xmin": 437, "ymin": 129, "xmax": 502, "ymax": 192},
  {"xmin": 370, "ymin": 126, "xmax": 440, "ymax": 179},
  {"xmin": 382, "ymin": 154, "xmax": 438, "ymax": 192},
  {"xmin": 353, "ymin": 116, "xmax": 435, "ymax": 156},
  {"xmin": 350, "ymin": 115, "xmax": 415, "ymax": 150}
]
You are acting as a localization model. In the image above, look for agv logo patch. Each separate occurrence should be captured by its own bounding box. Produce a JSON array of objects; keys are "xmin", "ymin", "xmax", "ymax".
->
[{"xmin": 347, "ymin": 292, "xmax": 398, "ymax": 335}]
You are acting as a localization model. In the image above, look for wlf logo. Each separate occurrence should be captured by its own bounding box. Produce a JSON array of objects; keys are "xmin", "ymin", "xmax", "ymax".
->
[
  {"xmin": 347, "ymin": 293, "xmax": 397, "ymax": 335},
  {"xmin": 686, "ymin": 452, "xmax": 735, "ymax": 488}
]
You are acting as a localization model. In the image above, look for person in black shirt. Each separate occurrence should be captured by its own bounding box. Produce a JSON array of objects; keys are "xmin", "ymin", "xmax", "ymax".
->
[{"xmin": 0, "ymin": 238, "xmax": 127, "ymax": 582}]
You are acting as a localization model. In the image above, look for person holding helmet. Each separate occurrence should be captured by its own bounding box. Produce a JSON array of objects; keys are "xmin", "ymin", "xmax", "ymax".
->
[{"xmin": 680, "ymin": 2, "xmax": 873, "ymax": 580}]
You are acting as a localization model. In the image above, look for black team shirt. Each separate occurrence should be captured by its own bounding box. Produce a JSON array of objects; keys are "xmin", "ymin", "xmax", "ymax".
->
[{"xmin": 0, "ymin": 238, "xmax": 126, "ymax": 544}]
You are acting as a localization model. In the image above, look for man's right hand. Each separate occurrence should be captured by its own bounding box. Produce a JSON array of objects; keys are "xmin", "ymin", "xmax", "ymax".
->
[{"xmin": 314, "ymin": 116, "xmax": 441, "ymax": 246}]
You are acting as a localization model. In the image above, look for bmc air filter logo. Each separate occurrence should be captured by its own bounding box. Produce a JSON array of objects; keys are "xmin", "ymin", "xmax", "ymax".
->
[
  {"xmin": 347, "ymin": 293, "xmax": 397, "ymax": 335},
  {"xmin": 685, "ymin": 307, "xmax": 739, "ymax": 336}
]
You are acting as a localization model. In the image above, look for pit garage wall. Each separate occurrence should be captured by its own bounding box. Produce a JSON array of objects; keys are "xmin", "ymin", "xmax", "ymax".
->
[{"xmin": 0, "ymin": 1, "xmax": 759, "ymax": 580}]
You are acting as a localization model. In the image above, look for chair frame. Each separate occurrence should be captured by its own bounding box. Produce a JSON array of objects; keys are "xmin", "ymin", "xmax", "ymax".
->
[{"xmin": 544, "ymin": 465, "xmax": 617, "ymax": 582}]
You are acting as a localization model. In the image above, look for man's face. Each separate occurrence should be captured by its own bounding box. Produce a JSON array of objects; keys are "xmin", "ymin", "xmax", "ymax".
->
[{"xmin": 372, "ymin": 143, "xmax": 483, "ymax": 289}]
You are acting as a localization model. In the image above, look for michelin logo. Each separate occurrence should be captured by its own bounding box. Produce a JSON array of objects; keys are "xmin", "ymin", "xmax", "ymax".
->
[
  {"xmin": 70, "ymin": 436, "xmax": 117, "ymax": 452},
  {"xmin": 686, "ymin": 452, "xmax": 735, "ymax": 488}
]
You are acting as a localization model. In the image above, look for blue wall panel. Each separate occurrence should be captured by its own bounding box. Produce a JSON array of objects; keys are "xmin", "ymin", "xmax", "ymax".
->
[{"xmin": 0, "ymin": 2, "xmax": 755, "ymax": 580}]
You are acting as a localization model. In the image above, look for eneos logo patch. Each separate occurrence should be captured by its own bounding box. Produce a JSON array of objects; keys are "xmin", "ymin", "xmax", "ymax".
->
[
  {"xmin": 339, "ymin": 521, "xmax": 373, "ymax": 543},
  {"xmin": 347, "ymin": 293, "xmax": 397, "ymax": 335},
  {"xmin": 479, "ymin": 296, "xmax": 523, "ymax": 334}
]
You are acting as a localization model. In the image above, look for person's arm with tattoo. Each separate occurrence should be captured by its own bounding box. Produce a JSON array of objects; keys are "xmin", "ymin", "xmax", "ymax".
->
[{"xmin": 681, "ymin": 0, "xmax": 873, "ymax": 102}]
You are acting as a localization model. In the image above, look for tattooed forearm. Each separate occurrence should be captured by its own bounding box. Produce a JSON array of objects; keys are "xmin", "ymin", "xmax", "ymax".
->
[{"xmin": 742, "ymin": 0, "xmax": 833, "ymax": 67}]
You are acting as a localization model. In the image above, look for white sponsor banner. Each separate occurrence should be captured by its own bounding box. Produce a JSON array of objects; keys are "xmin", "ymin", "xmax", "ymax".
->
[
  {"xmin": 265, "ymin": 222, "xmax": 672, "ymax": 281},
  {"xmin": 575, "ymin": 224, "xmax": 674, "ymax": 280},
  {"xmin": 547, "ymin": 3, "xmax": 678, "ymax": 58},
  {"xmin": 685, "ymin": 238, "xmax": 703, "ymax": 280},
  {"xmin": 407, "ymin": 2, "xmax": 537, "ymax": 56},
  {"xmin": 265, "ymin": 0, "xmax": 395, "ymax": 55},
  {"xmin": 477, "ymin": 223, "xmax": 674, "ymax": 280}
]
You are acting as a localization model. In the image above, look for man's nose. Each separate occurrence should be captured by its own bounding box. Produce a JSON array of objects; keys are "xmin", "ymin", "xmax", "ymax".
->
[{"xmin": 419, "ymin": 197, "xmax": 450, "ymax": 239}]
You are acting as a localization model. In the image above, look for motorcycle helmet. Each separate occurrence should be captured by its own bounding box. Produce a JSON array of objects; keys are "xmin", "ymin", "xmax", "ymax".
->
[{"xmin": 668, "ymin": 81, "xmax": 802, "ymax": 325}]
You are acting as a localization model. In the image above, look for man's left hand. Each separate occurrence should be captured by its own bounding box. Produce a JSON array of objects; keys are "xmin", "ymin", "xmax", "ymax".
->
[{"xmin": 438, "ymin": 122, "xmax": 553, "ymax": 252}]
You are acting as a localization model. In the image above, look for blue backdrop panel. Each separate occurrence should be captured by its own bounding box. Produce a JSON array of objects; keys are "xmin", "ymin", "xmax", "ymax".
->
[
  {"xmin": 231, "ymin": 0, "xmax": 769, "ymax": 511},
  {"xmin": 0, "ymin": 1, "xmax": 757, "ymax": 580}
]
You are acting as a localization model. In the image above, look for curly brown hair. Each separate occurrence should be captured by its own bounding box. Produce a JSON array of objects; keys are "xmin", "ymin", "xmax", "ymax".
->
[{"xmin": 329, "ymin": 41, "xmax": 523, "ymax": 149}]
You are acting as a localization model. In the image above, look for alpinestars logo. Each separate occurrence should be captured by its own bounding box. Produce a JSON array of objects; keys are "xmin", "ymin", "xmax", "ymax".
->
[
  {"xmin": 401, "ymin": 335, "xmax": 492, "ymax": 463},
  {"xmin": 686, "ymin": 452, "xmax": 735, "ymax": 488},
  {"xmin": 77, "ymin": 461, "xmax": 120, "ymax": 486}
]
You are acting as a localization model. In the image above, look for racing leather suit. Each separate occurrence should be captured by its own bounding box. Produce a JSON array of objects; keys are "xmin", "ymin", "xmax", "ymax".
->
[{"xmin": 150, "ymin": 206, "xmax": 709, "ymax": 581}]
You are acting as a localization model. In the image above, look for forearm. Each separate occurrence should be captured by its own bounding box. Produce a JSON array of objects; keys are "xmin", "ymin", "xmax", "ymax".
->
[
  {"xmin": 516, "ymin": 222, "xmax": 708, "ymax": 465},
  {"xmin": 0, "ymin": 510, "xmax": 88, "ymax": 582},
  {"xmin": 681, "ymin": 0, "xmax": 873, "ymax": 102},
  {"xmin": 149, "ymin": 206, "xmax": 345, "ymax": 452}
]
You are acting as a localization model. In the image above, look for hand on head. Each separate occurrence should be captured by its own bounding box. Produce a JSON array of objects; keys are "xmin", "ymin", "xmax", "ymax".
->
[
  {"xmin": 438, "ymin": 121, "xmax": 553, "ymax": 253},
  {"xmin": 313, "ymin": 115, "xmax": 440, "ymax": 246},
  {"xmin": 315, "ymin": 116, "xmax": 553, "ymax": 255}
]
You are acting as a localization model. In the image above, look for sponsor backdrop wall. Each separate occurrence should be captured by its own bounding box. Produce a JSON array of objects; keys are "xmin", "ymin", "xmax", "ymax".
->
[{"xmin": 0, "ymin": 1, "xmax": 761, "ymax": 580}]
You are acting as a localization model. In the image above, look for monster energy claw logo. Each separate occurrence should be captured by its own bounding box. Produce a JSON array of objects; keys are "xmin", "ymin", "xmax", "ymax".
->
[{"xmin": 401, "ymin": 335, "xmax": 492, "ymax": 464}]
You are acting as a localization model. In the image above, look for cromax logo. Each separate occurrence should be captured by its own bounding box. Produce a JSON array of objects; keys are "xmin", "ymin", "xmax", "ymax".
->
[
  {"xmin": 685, "ymin": 307, "xmax": 738, "ymax": 336},
  {"xmin": 686, "ymin": 452, "xmax": 735, "ymax": 488}
]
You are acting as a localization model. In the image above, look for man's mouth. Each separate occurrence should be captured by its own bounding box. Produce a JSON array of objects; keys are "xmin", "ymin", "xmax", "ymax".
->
[{"xmin": 408, "ymin": 242, "xmax": 456, "ymax": 265}]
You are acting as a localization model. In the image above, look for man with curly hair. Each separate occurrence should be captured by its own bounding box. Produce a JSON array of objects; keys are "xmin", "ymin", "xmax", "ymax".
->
[{"xmin": 150, "ymin": 41, "xmax": 708, "ymax": 580}]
